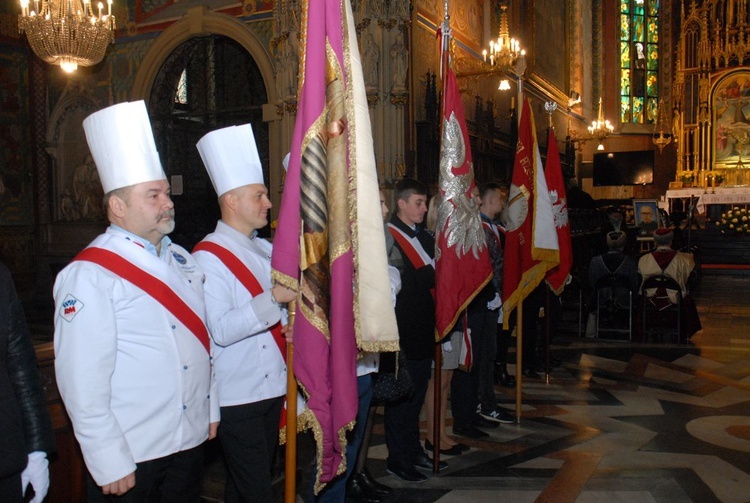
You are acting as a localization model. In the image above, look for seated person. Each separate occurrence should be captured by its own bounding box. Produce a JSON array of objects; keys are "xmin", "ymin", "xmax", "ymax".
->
[
  {"xmin": 587, "ymin": 231, "xmax": 640, "ymax": 317},
  {"xmin": 637, "ymin": 228, "xmax": 702, "ymax": 341}
]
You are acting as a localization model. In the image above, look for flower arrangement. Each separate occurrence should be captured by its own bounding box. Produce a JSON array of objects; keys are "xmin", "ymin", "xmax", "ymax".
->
[{"xmin": 716, "ymin": 207, "xmax": 750, "ymax": 234}]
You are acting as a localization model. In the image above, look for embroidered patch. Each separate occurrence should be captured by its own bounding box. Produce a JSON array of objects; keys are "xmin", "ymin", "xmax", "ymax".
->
[
  {"xmin": 59, "ymin": 294, "xmax": 84, "ymax": 322},
  {"xmin": 172, "ymin": 252, "xmax": 187, "ymax": 264}
]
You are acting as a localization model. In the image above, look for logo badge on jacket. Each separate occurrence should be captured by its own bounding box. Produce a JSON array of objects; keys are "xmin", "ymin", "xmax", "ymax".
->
[{"xmin": 59, "ymin": 294, "xmax": 84, "ymax": 322}]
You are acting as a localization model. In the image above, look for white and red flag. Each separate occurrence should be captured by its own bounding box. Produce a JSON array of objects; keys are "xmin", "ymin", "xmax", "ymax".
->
[
  {"xmin": 502, "ymin": 99, "xmax": 560, "ymax": 326},
  {"xmin": 434, "ymin": 66, "xmax": 493, "ymax": 341},
  {"xmin": 544, "ymin": 127, "xmax": 572, "ymax": 294}
]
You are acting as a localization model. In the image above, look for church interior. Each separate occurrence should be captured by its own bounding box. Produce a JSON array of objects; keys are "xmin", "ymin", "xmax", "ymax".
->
[{"xmin": 3, "ymin": 0, "xmax": 750, "ymax": 501}]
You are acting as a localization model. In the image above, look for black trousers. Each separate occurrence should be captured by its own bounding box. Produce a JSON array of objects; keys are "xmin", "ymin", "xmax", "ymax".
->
[
  {"xmin": 219, "ymin": 396, "xmax": 284, "ymax": 503},
  {"xmin": 384, "ymin": 356, "xmax": 431, "ymax": 465},
  {"xmin": 87, "ymin": 443, "xmax": 205, "ymax": 503},
  {"xmin": 0, "ymin": 471, "xmax": 22, "ymax": 503}
]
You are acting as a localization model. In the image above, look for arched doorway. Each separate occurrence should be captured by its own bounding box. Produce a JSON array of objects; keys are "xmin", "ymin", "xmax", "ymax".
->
[{"xmin": 148, "ymin": 34, "xmax": 269, "ymax": 248}]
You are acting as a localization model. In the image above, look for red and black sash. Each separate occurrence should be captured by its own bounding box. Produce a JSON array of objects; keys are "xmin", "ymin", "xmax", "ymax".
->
[
  {"xmin": 387, "ymin": 223, "xmax": 434, "ymax": 269},
  {"xmin": 193, "ymin": 241, "xmax": 286, "ymax": 363},
  {"xmin": 74, "ymin": 247, "xmax": 210, "ymax": 353}
]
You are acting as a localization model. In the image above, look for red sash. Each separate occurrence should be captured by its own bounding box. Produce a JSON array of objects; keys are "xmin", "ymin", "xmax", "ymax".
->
[
  {"xmin": 193, "ymin": 241, "xmax": 287, "ymax": 363},
  {"xmin": 74, "ymin": 247, "xmax": 210, "ymax": 353},
  {"xmin": 387, "ymin": 223, "xmax": 433, "ymax": 269}
]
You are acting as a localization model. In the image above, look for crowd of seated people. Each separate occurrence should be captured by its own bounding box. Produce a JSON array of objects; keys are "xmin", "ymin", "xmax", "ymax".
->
[{"xmin": 578, "ymin": 205, "xmax": 701, "ymax": 343}]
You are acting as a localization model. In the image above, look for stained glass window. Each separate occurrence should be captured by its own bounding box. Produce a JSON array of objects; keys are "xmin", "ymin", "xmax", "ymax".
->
[
  {"xmin": 175, "ymin": 69, "xmax": 188, "ymax": 105},
  {"xmin": 620, "ymin": 0, "xmax": 659, "ymax": 124}
]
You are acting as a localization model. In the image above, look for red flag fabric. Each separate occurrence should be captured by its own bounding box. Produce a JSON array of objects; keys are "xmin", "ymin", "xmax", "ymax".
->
[
  {"xmin": 434, "ymin": 67, "xmax": 493, "ymax": 341},
  {"xmin": 544, "ymin": 128, "xmax": 573, "ymax": 294},
  {"xmin": 270, "ymin": 0, "xmax": 398, "ymax": 492},
  {"xmin": 502, "ymin": 99, "xmax": 560, "ymax": 326}
]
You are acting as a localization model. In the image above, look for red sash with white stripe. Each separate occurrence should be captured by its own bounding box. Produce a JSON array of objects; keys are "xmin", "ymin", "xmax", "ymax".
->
[
  {"xmin": 74, "ymin": 247, "xmax": 210, "ymax": 353},
  {"xmin": 387, "ymin": 223, "xmax": 434, "ymax": 269},
  {"xmin": 192, "ymin": 241, "xmax": 287, "ymax": 363}
]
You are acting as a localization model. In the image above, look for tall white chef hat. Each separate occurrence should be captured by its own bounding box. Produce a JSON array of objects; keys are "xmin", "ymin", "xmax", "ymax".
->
[
  {"xmin": 196, "ymin": 124, "xmax": 264, "ymax": 197},
  {"xmin": 82, "ymin": 101, "xmax": 166, "ymax": 194}
]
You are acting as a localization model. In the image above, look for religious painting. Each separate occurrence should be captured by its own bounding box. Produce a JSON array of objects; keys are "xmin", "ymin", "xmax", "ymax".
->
[
  {"xmin": 0, "ymin": 46, "xmax": 33, "ymax": 226},
  {"xmin": 712, "ymin": 70, "xmax": 750, "ymax": 170},
  {"xmin": 527, "ymin": 0, "xmax": 569, "ymax": 102},
  {"xmin": 633, "ymin": 199, "xmax": 661, "ymax": 238}
]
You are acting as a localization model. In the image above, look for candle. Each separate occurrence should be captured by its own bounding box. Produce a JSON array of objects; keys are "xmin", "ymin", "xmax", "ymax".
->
[
  {"xmin": 98, "ymin": 2, "xmax": 102, "ymax": 19},
  {"xmin": 108, "ymin": 0, "xmax": 111, "ymax": 16},
  {"xmin": 712, "ymin": 174, "xmax": 716, "ymax": 190}
]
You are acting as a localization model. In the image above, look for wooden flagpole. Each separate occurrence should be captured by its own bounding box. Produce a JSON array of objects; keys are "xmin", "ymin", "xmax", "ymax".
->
[
  {"xmin": 284, "ymin": 301, "xmax": 297, "ymax": 503},
  {"xmin": 515, "ymin": 304, "xmax": 523, "ymax": 422},
  {"xmin": 433, "ymin": 0, "xmax": 451, "ymax": 474}
]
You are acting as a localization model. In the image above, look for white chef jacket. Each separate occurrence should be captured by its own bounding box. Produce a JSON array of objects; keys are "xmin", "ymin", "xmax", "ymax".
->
[
  {"xmin": 53, "ymin": 227, "xmax": 217, "ymax": 486},
  {"xmin": 193, "ymin": 221, "xmax": 287, "ymax": 407}
]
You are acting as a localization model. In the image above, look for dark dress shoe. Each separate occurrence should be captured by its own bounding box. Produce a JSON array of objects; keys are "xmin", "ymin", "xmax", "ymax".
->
[
  {"xmin": 495, "ymin": 363, "xmax": 516, "ymax": 388},
  {"xmin": 413, "ymin": 451, "xmax": 448, "ymax": 470},
  {"xmin": 453, "ymin": 423, "xmax": 489, "ymax": 439},
  {"xmin": 424, "ymin": 439, "xmax": 466, "ymax": 456},
  {"xmin": 522, "ymin": 367, "xmax": 540, "ymax": 379},
  {"xmin": 386, "ymin": 461, "xmax": 427, "ymax": 482},
  {"xmin": 357, "ymin": 469, "xmax": 392, "ymax": 495},
  {"xmin": 346, "ymin": 474, "xmax": 382, "ymax": 503}
]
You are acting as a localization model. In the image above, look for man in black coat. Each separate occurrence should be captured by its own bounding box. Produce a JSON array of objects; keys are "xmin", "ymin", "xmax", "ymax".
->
[
  {"xmin": 383, "ymin": 178, "xmax": 445, "ymax": 482},
  {"xmin": 0, "ymin": 261, "xmax": 56, "ymax": 502}
]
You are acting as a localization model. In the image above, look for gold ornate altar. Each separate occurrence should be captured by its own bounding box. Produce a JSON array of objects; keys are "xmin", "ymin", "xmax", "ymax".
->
[{"xmin": 673, "ymin": 0, "xmax": 750, "ymax": 190}]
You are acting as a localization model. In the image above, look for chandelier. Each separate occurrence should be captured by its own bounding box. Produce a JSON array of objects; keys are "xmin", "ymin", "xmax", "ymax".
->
[
  {"xmin": 18, "ymin": 0, "xmax": 116, "ymax": 73},
  {"xmin": 587, "ymin": 97, "xmax": 614, "ymax": 150},
  {"xmin": 482, "ymin": 4, "xmax": 525, "ymax": 89}
]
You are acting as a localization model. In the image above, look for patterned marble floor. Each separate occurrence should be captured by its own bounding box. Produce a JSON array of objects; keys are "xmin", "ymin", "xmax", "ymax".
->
[{"xmin": 202, "ymin": 271, "xmax": 750, "ymax": 503}]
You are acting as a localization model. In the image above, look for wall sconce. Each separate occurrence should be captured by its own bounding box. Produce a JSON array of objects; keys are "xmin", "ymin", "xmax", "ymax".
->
[{"xmin": 498, "ymin": 79, "xmax": 511, "ymax": 91}]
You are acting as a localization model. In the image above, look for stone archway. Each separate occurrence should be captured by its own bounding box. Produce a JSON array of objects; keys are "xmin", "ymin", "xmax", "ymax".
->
[{"xmin": 131, "ymin": 7, "xmax": 276, "ymax": 105}]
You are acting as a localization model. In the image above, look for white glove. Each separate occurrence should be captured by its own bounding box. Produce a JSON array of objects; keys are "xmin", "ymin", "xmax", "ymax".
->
[
  {"xmin": 388, "ymin": 266, "xmax": 402, "ymax": 308},
  {"xmin": 487, "ymin": 292, "xmax": 502, "ymax": 311},
  {"xmin": 442, "ymin": 338, "xmax": 454, "ymax": 353},
  {"xmin": 497, "ymin": 306, "xmax": 504, "ymax": 323},
  {"xmin": 21, "ymin": 451, "xmax": 49, "ymax": 503}
]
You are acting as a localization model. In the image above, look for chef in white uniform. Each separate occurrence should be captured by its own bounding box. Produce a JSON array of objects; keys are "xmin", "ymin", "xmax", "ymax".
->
[
  {"xmin": 53, "ymin": 101, "xmax": 219, "ymax": 502},
  {"xmin": 193, "ymin": 125, "xmax": 295, "ymax": 503}
]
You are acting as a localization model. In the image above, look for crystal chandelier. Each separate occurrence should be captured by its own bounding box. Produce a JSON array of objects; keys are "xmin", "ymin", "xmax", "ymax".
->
[
  {"xmin": 482, "ymin": 4, "xmax": 525, "ymax": 90},
  {"xmin": 18, "ymin": 0, "xmax": 116, "ymax": 73},
  {"xmin": 588, "ymin": 97, "xmax": 614, "ymax": 150}
]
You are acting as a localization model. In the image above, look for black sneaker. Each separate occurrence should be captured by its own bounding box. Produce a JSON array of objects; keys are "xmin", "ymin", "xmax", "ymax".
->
[{"xmin": 479, "ymin": 408, "xmax": 515, "ymax": 424}]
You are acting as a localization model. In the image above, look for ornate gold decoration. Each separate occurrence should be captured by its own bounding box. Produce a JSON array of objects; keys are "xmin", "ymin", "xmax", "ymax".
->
[
  {"xmin": 389, "ymin": 92, "xmax": 408, "ymax": 107},
  {"xmin": 366, "ymin": 92, "xmax": 379, "ymax": 108},
  {"xmin": 284, "ymin": 99, "xmax": 298, "ymax": 116},
  {"xmin": 18, "ymin": 0, "xmax": 115, "ymax": 73}
]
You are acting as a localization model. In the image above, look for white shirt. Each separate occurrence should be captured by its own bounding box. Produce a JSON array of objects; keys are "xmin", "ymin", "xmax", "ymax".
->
[
  {"xmin": 193, "ymin": 221, "xmax": 287, "ymax": 407},
  {"xmin": 53, "ymin": 227, "xmax": 216, "ymax": 486}
]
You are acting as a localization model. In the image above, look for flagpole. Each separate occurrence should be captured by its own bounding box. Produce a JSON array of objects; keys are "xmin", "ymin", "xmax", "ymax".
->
[
  {"xmin": 284, "ymin": 301, "xmax": 297, "ymax": 503},
  {"xmin": 515, "ymin": 304, "xmax": 523, "ymax": 422},
  {"xmin": 433, "ymin": 0, "xmax": 451, "ymax": 473}
]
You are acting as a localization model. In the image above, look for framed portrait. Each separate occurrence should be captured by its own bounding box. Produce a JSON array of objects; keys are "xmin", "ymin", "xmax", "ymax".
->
[{"xmin": 633, "ymin": 199, "xmax": 661, "ymax": 238}]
